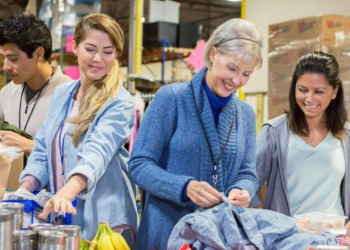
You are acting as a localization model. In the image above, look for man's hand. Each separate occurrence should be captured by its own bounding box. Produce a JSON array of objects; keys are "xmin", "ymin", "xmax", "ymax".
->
[
  {"xmin": 187, "ymin": 180, "xmax": 223, "ymax": 208},
  {"xmin": 0, "ymin": 131, "xmax": 34, "ymax": 155},
  {"xmin": 228, "ymin": 189, "xmax": 251, "ymax": 207}
]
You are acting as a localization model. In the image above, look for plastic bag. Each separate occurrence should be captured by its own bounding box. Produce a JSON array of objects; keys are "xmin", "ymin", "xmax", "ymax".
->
[{"xmin": 0, "ymin": 142, "xmax": 22, "ymax": 161}]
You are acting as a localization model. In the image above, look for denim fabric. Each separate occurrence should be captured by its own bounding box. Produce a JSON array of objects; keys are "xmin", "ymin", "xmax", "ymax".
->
[{"xmin": 168, "ymin": 196, "xmax": 338, "ymax": 250}]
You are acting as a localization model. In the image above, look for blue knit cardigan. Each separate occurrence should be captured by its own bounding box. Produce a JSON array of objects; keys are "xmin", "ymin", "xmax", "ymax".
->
[{"xmin": 129, "ymin": 68, "xmax": 258, "ymax": 250}]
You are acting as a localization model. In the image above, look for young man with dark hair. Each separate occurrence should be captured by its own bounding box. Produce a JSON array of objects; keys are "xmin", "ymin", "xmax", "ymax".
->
[{"xmin": 0, "ymin": 14, "xmax": 72, "ymax": 155}]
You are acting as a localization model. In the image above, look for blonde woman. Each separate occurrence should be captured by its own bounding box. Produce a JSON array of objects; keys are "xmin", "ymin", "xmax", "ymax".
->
[{"xmin": 18, "ymin": 13, "xmax": 137, "ymax": 240}]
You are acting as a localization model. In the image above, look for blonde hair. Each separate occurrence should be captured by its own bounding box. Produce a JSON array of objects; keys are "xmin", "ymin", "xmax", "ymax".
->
[
  {"xmin": 69, "ymin": 13, "xmax": 124, "ymax": 146},
  {"xmin": 203, "ymin": 18, "xmax": 263, "ymax": 68}
]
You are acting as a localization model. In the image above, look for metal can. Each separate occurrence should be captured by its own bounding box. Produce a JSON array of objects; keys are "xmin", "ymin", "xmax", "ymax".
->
[
  {"xmin": 0, "ymin": 209, "xmax": 13, "ymax": 250},
  {"xmin": 56, "ymin": 225, "xmax": 81, "ymax": 250},
  {"xmin": 37, "ymin": 230, "xmax": 67, "ymax": 250},
  {"xmin": 0, "ymin": 203, "xmax": 24, "ymax": 230},
  {"xmin": 12, "ymin": 230, "xmax": 37, "ymax": 250},
  {"xmin": 31, "ymin": 224, "xmax": 57, "ymax": 233},
  {"xmin": 28, "ymin": 223, "xmax": 54, "ymax": 231}
]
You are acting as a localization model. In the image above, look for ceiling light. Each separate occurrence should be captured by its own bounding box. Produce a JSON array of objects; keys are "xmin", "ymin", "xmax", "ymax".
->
[{"xmin": 225, "ymin": 0, "xmax": 242, "ymax": 2}]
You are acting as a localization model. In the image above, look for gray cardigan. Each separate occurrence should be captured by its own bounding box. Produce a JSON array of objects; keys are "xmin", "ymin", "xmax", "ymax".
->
[{"xmin": 250, "ymin": 114, "xmax": 350, "ymax": 222}]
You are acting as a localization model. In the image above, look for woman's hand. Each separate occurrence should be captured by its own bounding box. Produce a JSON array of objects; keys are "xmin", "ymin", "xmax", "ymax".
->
[
  {"xmin": 38, "ymin": 174, "xmax": 87, "ymax": 219},
  {"xmin": 38, "ymin": 195, "xmax": 76, "ymax": 219},
  {"xmin": 228, "ymin": 189, "xmax": 250, "ymax": 207},
  {"xmin": 345, "ymin": 221, "xmax": 350, "ymax": 230},
  {"xmin": 187, "ymin": 180, "xmax": 222, "ymax": 208}
]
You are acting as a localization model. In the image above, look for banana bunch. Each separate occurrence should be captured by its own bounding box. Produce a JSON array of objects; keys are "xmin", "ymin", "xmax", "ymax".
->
[
  {"xmin": 80, "ymin": 222, "xmax": 130, "ymax": 250},
  {"xmin": 79, "ymin": 239, "xmax": 96, "ymax": 250}
]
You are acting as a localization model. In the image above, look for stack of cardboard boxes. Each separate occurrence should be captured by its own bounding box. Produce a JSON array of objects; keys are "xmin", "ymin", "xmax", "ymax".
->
[{"xmin": 268, "ymin": 15, "xmax": 350, "ymax": 119}]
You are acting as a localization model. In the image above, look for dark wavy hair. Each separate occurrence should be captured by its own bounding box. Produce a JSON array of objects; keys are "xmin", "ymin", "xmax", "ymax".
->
[
  {"xmin": 0, "ymin": 14, "xmax": 52, "ymax": 60},
  {"xmin": 288, "ymin": 51, "xmax": 347, "ymax": 140}
]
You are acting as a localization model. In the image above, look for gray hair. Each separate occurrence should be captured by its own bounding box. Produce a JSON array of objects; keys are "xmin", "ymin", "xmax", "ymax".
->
[{"xmin": 203, "ymin": 18, "xmax": 263, "ymax": 68}]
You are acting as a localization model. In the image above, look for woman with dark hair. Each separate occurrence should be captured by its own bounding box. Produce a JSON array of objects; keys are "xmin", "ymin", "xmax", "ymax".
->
[{"xmin": 251, "ymin": 51, "xmax": 350, "ymax": 226}]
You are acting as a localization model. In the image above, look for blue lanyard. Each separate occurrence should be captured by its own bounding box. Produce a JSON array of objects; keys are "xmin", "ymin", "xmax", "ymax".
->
[{"xmin": 58, "ymin": 81, "xmax": 80, "ymax": 174}]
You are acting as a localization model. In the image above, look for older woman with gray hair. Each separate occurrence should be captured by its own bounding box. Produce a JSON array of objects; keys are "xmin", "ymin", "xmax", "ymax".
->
[{"xmin": 129, "ymin": 18, "xmax": 263, "ymax": 250}]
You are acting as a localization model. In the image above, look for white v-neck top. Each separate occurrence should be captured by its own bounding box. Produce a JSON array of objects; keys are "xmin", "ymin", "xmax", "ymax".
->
[{"xmin": 287, "ymin": 131, "xmax": 345, "ymax": 216}]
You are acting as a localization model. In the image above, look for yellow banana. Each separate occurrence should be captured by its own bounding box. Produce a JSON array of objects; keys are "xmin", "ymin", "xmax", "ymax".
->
[
  {"xmin": 93, "ymin": 223, "xmax": 105, "ymax": 242},
  {"xmin": 102, "ymin": 223, "xmax": 130, "ymax": 250},
  {"xmin": 109, "ymin": 231, "xmax": 130, "ymax": 250},
  {"xmin": 97, "ymin": 232, "xmax": 114, "ymax": 250},
  {"xmin": 90, "ymin": 222, "xmax": 110, "ymax": 250},
  {"xmin": 79, "ymin": 239, "xmax": 91, "ymax": 250},
  {"xmin": 89, "ymin": 240, "xmax": 97, "ymax": 250},
  {"xmin": 90, "ymin": 222, "xmax": 131, "ymax": 250}
]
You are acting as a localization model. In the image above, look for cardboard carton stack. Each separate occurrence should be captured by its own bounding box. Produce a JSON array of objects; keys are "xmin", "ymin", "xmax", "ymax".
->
[
  {"xmin": 329, "ymin": 37, "xmax": 350, "ymax": 111},
  {"xmin": 268, "ymin": 15, "xmax": 350, "ymax": 119}
]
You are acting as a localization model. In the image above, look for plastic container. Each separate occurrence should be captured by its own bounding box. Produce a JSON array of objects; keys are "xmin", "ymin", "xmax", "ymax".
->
[
  {"xmin": 336, "ymin": 235, "xmax": 350, "ymax": 247},
  {"xmin": 306, "ymin": 246, "xmax": 348, "ymax": 249},
  {"xmin": 294, "ymin": 212, "xmax": 347, "ymax": 233}
]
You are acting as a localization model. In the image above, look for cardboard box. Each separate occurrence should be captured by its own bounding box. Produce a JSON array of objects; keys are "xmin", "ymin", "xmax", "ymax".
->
[
  {"xmin": 6, "ymin": 156, "xmax": 24, "ymax": 191},
  {"xmin": 149, "ymin": 0, "xmax": 180, "ymax": 24},
  {"xmin": 268, "ymin": 65, "xmax": 293, "ymax": 119},
  {"xmin": 297, "ymin": 15, "xmax": 348, "ymax": 40},
  {"xmin": 268, "ymin": 41, "xmax": 320, "ymax": 73},
  {"xmin": 323, "ymin": 36, "xmax": 350, "ymax": 81},
  {"xmin": 269, "ymin": 15, "xmax": 350, "ymax": 52},
  {"xmin": 269, "ymin": 20, "xmax": 298, "ymax": 52}
]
